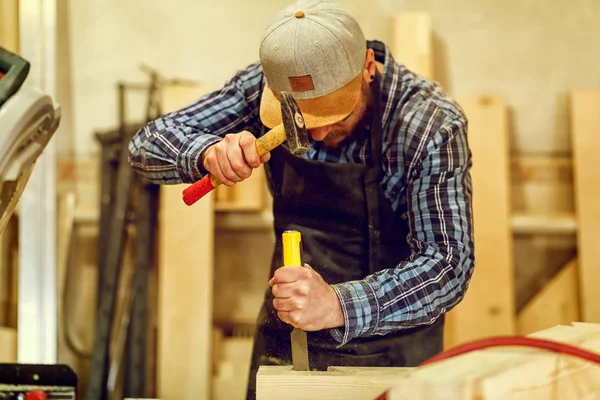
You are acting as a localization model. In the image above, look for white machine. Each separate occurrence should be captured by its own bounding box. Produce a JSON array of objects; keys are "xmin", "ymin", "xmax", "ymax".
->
[
  {"xmin": 0, "ymin": 47, "xmax": 78, "ymax": 400},
  {"xmin": 0, "ymin": 47, "xmax": 61, "ymax": 234}
]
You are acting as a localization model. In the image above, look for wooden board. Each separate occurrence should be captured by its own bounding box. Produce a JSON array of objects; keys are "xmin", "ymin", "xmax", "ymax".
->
[
  {"xmin": 213, "ymin": 336, "xmax": 255, "ymax": 400},
  {"xmin": 0, "ymin": 214, "xmax": 17, "ymax": 327},
  {"xmin": 517, "ymin": 258, "xmax": 579, "ymax": 335},
  {"xmin": 511, "ymin": 212, "xmax": 576, "ymax": 235},
  {"xmin": 256, "ymin": 366, "xmax": 414, "ymax": 400},
  {"xmin": 510, "ymin": 156, "xmax": 574, "ymax": 214},
  {"xmin": 157, "ymin": 84, "xmax": 215, "ymax": 400},
  {"xmin": 570, "ymin": 91, "xmax": 600, "ymax": 323},
  {"xmin": 0, "ymin": 0, "xmax": 19, "ymax": 54},
  {"xmin": 157, "ymin": 184, "xmax": 214, "ymax": 400},
  {"xmin": 215, "ymin": 166, "xmax": 268, "ymax": 212},
  {"xmin": 444, "ymin": 96, "xmax": 515, "ymax": 349},
  {"xmin": 381, "ymin": 322, "xmax": 600, "ymax": 399},
  {"xmin": 0, "ymin": 327, "xmax": 17, "ymax": 362},
  {"xmin": 391, "ymin": 13, "xmax": 433, "ymax": 79},
  {"xmin": 213, "ymin": 229, "xmax": 273, "ymax": 326}
]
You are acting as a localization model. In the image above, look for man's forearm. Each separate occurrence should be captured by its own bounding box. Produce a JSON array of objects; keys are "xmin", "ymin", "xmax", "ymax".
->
[
  {"xmin": 329, "ymin": 242, "xmax": 474, "ymax": 346},
  {"xmin": 128, "ymin": 121, "xmax": 222, "ymax": 184},
  {"xmin": 128, "ymin": 61, "xmax": 266, "ymax": 184}
]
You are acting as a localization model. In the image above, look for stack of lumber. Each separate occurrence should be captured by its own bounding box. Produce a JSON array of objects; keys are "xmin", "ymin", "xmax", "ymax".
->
[
  {"xmin": 257, "ymin": 322, "xmax": 600, "ymax": 400},
  {"xmin": 383, "ymin": 322, "xmax": 600, "ymax": 399}
]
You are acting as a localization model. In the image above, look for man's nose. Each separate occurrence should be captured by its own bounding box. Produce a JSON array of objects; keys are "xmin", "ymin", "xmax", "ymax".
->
[{"xmin": 310, "ymin": 126, "xmax": 333, "ymax": 141}]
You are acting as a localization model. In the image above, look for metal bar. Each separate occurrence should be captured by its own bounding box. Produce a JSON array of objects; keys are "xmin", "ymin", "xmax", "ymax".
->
[
  {"xmin": 95, "ymin": 131, "xmax": 121, "ymax": 315},
  {"xmin": 17, "ymin": 0, "xmax": 58, "ymax": 364},
  {"xmin": 123, "ymin": 181, "xmax": 157, "ymax": 397},
  {"xmin": 85, "ymin": 86, "xmax": 134, "ymax": 400}
]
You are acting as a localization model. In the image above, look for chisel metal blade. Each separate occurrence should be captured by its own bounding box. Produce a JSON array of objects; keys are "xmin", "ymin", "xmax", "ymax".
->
[{"xmin": 291, "ymin": 328, "xmax": 309, "ymax": 371}]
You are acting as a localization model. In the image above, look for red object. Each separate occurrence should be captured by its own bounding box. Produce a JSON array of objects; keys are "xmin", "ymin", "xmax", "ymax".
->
[
  {"xmin": 182, "ymin": 174, "xmax": 216, "ymax": 206},
  {"xmin": 419, "ymin": 335, "xmax": 600, "ymax": 366},
  {"xmin": 25, "ymin": 390, "xmax": 47, "ymax": 400},
  {"xmin": 373, "ymin": 335, "xmax": 600, "ymax": 400}
]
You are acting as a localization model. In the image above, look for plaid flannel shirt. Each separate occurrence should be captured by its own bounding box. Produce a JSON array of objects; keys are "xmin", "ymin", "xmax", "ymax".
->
[{"xmin": 129, "ymin": 40, "xmax": 475, "ymax": 346}]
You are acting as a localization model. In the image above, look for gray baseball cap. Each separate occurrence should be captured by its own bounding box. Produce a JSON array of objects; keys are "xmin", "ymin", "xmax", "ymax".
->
[{"xmin": 259, "ymin": 0, "xmax": 367, "ymax": 129}]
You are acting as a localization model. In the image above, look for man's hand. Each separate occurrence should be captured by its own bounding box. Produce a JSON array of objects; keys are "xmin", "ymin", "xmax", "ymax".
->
[
  {"xmin": 201, "ymin": 131, "xmax": 271, "ymax": 186},
  {"xmin": 269, "ymin": 264, "xmax": 345, "ymax": 331}
]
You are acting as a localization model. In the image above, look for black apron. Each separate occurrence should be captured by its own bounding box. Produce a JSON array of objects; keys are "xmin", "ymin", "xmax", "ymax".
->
[{"xmin": 245, "ymin": 76, "xmax": 444, "ymax": 400}]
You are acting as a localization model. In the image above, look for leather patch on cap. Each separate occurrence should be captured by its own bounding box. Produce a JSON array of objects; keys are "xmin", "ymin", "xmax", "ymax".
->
[{"xmin": 288, "ymin": 75, "xmax": 315, "ymax": 92}]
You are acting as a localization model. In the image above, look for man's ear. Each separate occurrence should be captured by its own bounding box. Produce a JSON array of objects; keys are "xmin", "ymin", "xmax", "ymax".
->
[{"xmin": 362, "ymin": 49, "xmax": 376, "ymax": 83}]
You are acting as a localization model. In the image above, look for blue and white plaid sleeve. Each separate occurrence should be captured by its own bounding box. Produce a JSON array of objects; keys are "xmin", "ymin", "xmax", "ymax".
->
[
  {"xmin": 128, "ymin": 61, "xmax": 265, "ymax": 184},
  {"xmin": 329, "ymin": 109, "xmax": 475, "ymax": 346}
]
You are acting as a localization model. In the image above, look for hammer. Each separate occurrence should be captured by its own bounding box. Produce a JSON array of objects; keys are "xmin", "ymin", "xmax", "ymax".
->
[{"xmin": 182, "ymin": 92, "xmax": 309, "ymax": 206}]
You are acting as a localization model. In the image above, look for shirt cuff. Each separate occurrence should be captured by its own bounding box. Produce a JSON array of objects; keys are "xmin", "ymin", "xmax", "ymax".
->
[
  {"xmin": 329, "ymin": 280, "xmax": 381, "ymax": 346},
  {"xmin": 175, "ymin": 132, "xmax": 222, "ymax": 183}
]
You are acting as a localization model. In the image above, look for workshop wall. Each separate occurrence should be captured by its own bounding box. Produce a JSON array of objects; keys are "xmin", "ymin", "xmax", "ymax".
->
[{"xmin": 63, "ymin": 0, "xmax": 600, "ymax": 158}]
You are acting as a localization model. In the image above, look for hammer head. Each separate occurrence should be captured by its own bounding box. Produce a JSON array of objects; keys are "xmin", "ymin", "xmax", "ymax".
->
[{"xmin": 280, "ymin": 92, "xmax": 309, "ymax": 156}]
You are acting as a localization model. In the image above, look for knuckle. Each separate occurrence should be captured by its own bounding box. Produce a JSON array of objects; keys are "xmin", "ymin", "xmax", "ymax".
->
[
  {"xmin": 216, "ymin": 141, "xmax": 227, "ymax": 152},
  {"xmin": 223, "ymin": 172, "xmax": 239, "ymax": 182},
  {"xmin": 239, "ymin": 132, "xmax": 254, "ymax": 146},
  {"xmin": 231, "ymin": 160, "xmax": 247, "ymax": 173},
  {"xmin": 298, "ymin": 284, "xmax": 310, "ymax": 296},
  {"xmin": 289, "ymin": 312, "xmax": 300, "ymax": 324}
]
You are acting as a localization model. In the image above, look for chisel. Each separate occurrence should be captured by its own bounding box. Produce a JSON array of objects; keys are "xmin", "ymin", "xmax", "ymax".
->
[{"xmin": 282, "ymin": 230, "xmax": 310, "ymax": 371}]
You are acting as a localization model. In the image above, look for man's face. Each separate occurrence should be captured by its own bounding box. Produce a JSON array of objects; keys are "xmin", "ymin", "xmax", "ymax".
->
[{"xmin": 308, "ymin": 81, "xmax": 370, "ymax": 148}]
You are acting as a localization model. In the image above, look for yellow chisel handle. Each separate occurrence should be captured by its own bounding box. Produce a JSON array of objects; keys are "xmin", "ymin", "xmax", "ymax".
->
[{"xmin": 282, "ymin": 230, "xmax": 302, "ymax": 267}]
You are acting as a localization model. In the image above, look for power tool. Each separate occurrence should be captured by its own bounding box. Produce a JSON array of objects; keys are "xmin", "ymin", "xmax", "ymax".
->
[
  {"xmin": 0, "ymin": 47, "xmax": 77, "ymax": 398},
  {"xmin": 0, "ymin": 46, "xmax": 61, "ymax": 233}
]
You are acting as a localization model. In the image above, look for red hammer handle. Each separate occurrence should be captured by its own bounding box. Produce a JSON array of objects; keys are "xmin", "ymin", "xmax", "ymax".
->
[
  {"xmin": 181, "ymin": 173, "xmax": 219, "ymax": 206},
  {"xmin": 182, "ymin": 125, "xmax": 286, "ymax": 206}
]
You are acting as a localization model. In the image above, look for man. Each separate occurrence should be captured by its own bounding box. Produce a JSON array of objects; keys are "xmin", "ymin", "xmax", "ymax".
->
[{"xmin": 129, "ymin": 0, "xmax": 474, "ymax": 398}]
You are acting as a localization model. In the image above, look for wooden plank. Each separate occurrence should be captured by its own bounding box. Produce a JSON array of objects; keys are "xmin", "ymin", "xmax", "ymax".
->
[
  {"xmin": 381, "ymin": 323, "xmax": 600, "ymax": 399},
  {"xmin": 0, "ymin": 214, "xmax": 17, "ymax": 326},
  {"xmin": 256, "ymin": 366, "xmax": 414, "ymax": 400},
  {"xmin": 213, "ymin": 336, "xmax": 254, "ymax": 400},
  {"xmin": 214, "ymin": 165, "xmax": 267, "ymax": 212},
  {"xmin": 213, "ymin": 229, "xmax": 273, "ymax": 326},
  {"xmin": 157, "ymin": 84, "xmax": 215, "ymax": 400},
  {"xmin": 0, "ymin": 0, "xmax": 19, "ymax": 54},
  {"xmin": 444, "ymin": 96, "xmax": 515, "ymax": 349},
  {"xmin": 517, "ymin": 258, "xmax": 579, "ymax": 335},
  {"xmin": 570, "ymin": 91, "xmax": 600, "ymax": 323},
  {"xmin": 510, "ymin": 155, "xmax": 574, "ymax": 214},
  {"xmin": 157, "ymin": 185, "xmax": 214, "ymax": 400},
  {"xmin": 391, "ymin": 13, "xmax": 433, "ymax": 79},
  {"xmin": 0, "ymin": 327, "xmax": 17, "ymax": 362},
  {"xmin": 511, "ymin": 212, "xmax": 576, "ymax": 235}
]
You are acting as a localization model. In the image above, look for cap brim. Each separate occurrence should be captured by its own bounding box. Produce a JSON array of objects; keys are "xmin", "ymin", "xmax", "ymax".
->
[{"xmin": 259, "ymin": 73, "xmax": 362, "ymax": 130}]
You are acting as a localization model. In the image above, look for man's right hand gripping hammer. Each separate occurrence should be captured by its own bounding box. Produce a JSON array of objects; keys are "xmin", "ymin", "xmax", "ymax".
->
[{"xmin": 181, "ymin": 92, "xmax": 309, "ymax": 206}]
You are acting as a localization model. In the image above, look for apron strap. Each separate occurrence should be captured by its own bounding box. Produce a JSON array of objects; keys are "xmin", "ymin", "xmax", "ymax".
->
[
  {"xmin": 369, "ymin": 72, "xmax": 384, "ymax": 168},
  {"xmin": 364, "ymin": 72, "xmax": 385, "ymax": 275}
]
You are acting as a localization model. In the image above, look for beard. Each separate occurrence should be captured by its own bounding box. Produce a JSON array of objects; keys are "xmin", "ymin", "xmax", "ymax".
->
[
  {"xmin": 317, "ymin": 78, "xmax": 374, "ymax": 148},
  {"xmin": 322, "ymin": 129, "xmax": 351, "ymax": 147}
]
